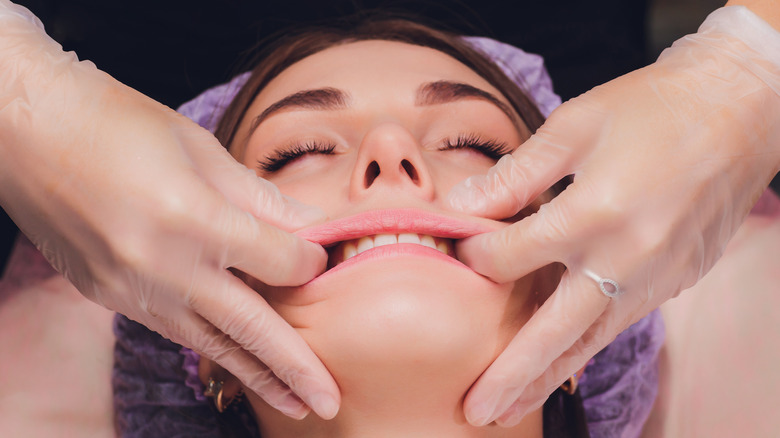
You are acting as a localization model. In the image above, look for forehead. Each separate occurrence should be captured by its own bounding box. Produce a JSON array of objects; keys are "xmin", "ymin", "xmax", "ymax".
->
[{"xmin": 253, "ymin": 40, "xmax": 507, "ymax": 107}]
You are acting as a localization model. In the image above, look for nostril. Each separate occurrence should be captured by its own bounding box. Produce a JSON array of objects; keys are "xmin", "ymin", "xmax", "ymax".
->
[
  {"xmin": 401, "ymin": 159, "xmax": 419, "ymax": 184},
  {"xmin": 364, "ymin": 161, "xmax": 380, "ymax": 188}
]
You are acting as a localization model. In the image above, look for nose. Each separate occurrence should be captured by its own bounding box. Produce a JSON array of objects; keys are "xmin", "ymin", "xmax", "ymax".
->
[{"xmin": 349, "ymin": 123, "xmax": 435, "ymax": 200}]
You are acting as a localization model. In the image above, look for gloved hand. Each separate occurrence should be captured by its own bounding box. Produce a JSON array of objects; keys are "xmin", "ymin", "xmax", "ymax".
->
[
  {"xmin": 0, "ymin": 1, "xmax": 339, "ymax": 420},
  {"xmin": 447, "ymin": 5, "xmax": 780, "ymax": 426}
]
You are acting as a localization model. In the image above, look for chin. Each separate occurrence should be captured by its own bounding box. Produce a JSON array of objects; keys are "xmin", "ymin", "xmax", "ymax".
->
[{"xmin": 261, "ymin": 255, "xmax": 537, "ymax": 414}]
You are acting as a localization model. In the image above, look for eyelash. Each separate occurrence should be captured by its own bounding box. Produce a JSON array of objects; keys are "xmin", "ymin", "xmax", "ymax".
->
[
  {"xmin": 257, "ymin": 133, "xmax": 511, "ymax": 173},
  {"xmin": 438, "ymin": 134, "xmax": 512, "ymax": 160},
  {"xmin": 257, "ymin": 140, "xmax": 337, "ymax": 172}
]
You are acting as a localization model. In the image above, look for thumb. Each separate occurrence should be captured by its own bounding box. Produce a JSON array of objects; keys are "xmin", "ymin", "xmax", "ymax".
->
[{"xmin": 446, "ymin": 101, "xmax": 599, "ymax": 219}]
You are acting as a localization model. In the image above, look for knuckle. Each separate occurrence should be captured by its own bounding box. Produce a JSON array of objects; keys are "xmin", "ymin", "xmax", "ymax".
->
[
  {"xmin": 590, "ymin": 191, "xmax": 628, "ymax": 225},
  {"xmin": 222, "ymin": 311, "xmax": 255, "ymax": 344},
  {"xmin": 251, "ymin": 176, "xmax": 284, "ymax": 211},
  {"xmin": 499, "ymin": 157, "xmax": 534, "ymax": 207},
  {"xmin": 197, "ymin": 329, "xmax": 236, "ymax": 362},
  {"xmin": 621, "ymin": 218, "xmax": 671, "ymax": 268},
  {"xmin": 529, "ymin": 202, "xmax": 570, "ymax": 244},
  {"xmin": 244, "ymin": 368, "xmax": 284, "ymax": 399},
  {"xmin": 153, "ymin": 185, "xmax": 199, "ymax": 228},
  {"xmin": 107, "ymin": 230, "xmax": 150, "ymax": 271},
  {"xmin": 226, "ymin": 311, "xmax": 274, "ymax": 358}
]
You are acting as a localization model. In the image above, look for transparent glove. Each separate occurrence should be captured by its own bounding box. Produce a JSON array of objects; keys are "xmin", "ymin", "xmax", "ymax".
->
[
  {"xmin": 0, "ymin": 1, "xmax": 339, "ymax": 419},
  {"xmin": 447, "ymin": 5, "xmax": 780, "ymax": 426}
]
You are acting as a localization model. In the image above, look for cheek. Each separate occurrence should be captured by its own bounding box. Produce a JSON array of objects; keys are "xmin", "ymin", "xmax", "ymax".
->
[
  {"xmin": 264, "ymin": 161, "xmax": 353, "ymax": 213},
  {"xmin": 275, "ymin": 182, "xmax": 335, "ymax": 209}
]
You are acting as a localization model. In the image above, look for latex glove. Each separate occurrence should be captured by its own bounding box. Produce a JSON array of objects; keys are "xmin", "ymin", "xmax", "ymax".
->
[
  {"xmin": 448, "ymin": 5, "xmax": 780, "ymax": 427},
  {"xmin": 0, "ymin": 1, "xmax": 339, "ymax": 419}
]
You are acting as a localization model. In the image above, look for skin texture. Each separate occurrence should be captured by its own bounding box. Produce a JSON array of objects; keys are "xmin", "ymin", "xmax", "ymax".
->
[{"xmin": 201, "ymin": 40, "xmax": 556, "ymax": 438}]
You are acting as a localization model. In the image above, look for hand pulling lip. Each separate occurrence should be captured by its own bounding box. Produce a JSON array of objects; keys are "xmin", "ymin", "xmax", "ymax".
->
[{"xmin": 296, "ymin": 208, "xmax": 499, "ymax": 246}]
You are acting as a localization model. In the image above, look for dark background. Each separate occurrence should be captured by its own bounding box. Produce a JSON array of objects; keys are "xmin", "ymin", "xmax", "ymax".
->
[{"xmin": 2, "ymin": 0, "xmax": 778, "ymax": 272}]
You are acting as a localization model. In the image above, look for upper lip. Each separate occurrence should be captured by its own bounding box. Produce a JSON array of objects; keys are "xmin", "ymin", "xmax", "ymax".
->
[{"xmin": 296, "ymin": 208, "xmax": 500, "ymax": 246}]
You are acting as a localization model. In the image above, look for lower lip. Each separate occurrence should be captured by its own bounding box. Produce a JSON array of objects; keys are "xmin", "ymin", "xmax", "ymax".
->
[{"xmin": 313, "ymin": 243, "xmax": 467, "ymax": 283}]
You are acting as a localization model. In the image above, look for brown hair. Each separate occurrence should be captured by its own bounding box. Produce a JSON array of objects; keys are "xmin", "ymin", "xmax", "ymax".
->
[{"xmin": 213, "ymin": 18, "xmax": 546, "ymax": 149}]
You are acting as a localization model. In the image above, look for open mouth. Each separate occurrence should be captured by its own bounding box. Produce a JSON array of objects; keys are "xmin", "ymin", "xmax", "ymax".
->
[
  {"xmin": 297, "ymin": 208, "xmax": 500, "ymax": 275},
  {"xmin": 326, "ymin": 233, "xmax": 456, "ymax": 270},
  {"xmin": 326, "ymin": 233, "xmax": 455, "ymax": 269}
]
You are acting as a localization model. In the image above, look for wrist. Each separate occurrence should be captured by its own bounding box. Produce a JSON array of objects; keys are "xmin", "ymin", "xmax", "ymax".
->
[
  {"xmin": 0, "ymin": 2, "xmax": 122, "ymax": 214},
  {"xmin": 725, "ymin": 0, "xmax": 780, "ymax": 32},
  {"xmin": 0, "ymin": 1, "xmax": 81, "ymax": 181},
  {"xmin": 667, "ymin": 5, "xmax": 780, "ymax": 172},
  {"xmin": 703, "ymin": 6, "xmax": 780, "ymax": 173}
]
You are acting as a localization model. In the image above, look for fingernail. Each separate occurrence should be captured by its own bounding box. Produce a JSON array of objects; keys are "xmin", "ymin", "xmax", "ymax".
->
[
  {"xmin": 309, "ymin": 392, "xmax": 340, "ymax": 420},
  {"xmin": 275, "ymin": 393, "xmax": 311, "ymax": 420},
  {"xmin": 447, "ymin": 178, "xmax": 486, "ymax": 213},
  {"xmin": 496, "ymin": 405, "xmax": 528, "ymax": 427},
  {"xmin": 283, "ymin": 195, "xmax": 327, "ymax": 225},
  {"xmin": 466, "ymin": 401, "xmax": 496, "ymax": 427}
]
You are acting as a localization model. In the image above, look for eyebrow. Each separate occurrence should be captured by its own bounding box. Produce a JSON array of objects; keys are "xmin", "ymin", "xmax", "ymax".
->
[
  {"xmin": 415, "ymin": 80, "xmax": 520, "ymax": 128},
  {"xmin": 248, "ymin": 80, "xmax": 520, "ymax": 135},
  {"xmin": 249, "ymin": 87, "xmax": 349, "ymax": 132}
]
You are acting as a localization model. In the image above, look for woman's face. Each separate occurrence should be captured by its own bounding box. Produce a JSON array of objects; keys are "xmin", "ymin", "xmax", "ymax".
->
[{"xmin": 225, "ymin": 40, "xmax": 550, "ymax": 431}]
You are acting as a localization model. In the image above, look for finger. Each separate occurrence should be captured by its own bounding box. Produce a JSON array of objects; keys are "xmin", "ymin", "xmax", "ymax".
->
[
  {"xmin": 493, "ymin": 317, "xmax": 616, "ymax": 427},
  {"xmin": 446, "ymin": 142, "xmax": 567, "ymax": 219},
  {"xmin": 220, "ymin": 202, "xmax": 328, "ymax": 286},
  {"xmin": 494, "ymin": 396, "xmax": 546, "ymax": 428},
  {"xmin": 456, "ymin": 190, "xmax": 582, "ymax": 283},
  {"xmin": 187, "ymin": 130, "xmax": 327, "ymax": 231},
  {"xmin": 191, "ymin": 270, "xmax": 340, "ymax": 419},
  {"xmin": 446, "ymin": 103, "xmax": 596, "ymax": 218},
  {"xmin": 151, "ymin": 305, "xmax": 313, "ymax": 419},
  {"xmin": 463, "ymin": 271, "xmax": 609, "ymax": 426}
]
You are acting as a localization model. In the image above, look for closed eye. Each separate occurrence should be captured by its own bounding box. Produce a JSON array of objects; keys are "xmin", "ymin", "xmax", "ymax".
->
[
  {"xmin": 257, "ymin": 140, "xmax": 337, "ymax": 173},
  {"xmin": 437, "ymin": 133, "xmax": 512, "ymax": 161}
]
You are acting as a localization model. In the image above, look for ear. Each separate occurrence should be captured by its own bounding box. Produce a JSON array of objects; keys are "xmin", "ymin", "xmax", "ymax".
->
[{"xmin": 198, "ymin": 357, "xmax": 244, "ymax": 402}]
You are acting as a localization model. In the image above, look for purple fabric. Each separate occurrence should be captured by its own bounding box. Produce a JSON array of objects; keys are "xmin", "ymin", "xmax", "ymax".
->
[
  {"xmin": 176, "ymin": 71, "xmax": 250, "ymax": 134},
  {"xmin": 113, "ymin": 315, "xmax": 220, "ymax": 438},
  {"xmin": 115, "ymin": 36, "xmax": 663, "ymax": 438},
  {"xmin": 579, "ymin": 311, "xmax": 663, "ymax": 438},
  {"xmin": 181, "ymin": 347, "xmax": 207, "ymax": 402},
  {"xmin": 463, "ymin": 36, "xmax": 562, "ymax": 117},
  {"xmin": 176, "ymin": 38, "xmax": 562, "ymax": 127}
]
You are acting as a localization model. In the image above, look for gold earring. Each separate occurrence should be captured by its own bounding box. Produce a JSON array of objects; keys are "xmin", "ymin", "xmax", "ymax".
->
[
  {"xmin": 204, "ymin": 377, "xmax": 243, "ymax": 413},
  {"xmin": 560, "ymin": 374, "xmax": 579, "ymax": 395},
  {"xmin": 204, "ymin": 377, "xmax": 224, "ymax": 411}
]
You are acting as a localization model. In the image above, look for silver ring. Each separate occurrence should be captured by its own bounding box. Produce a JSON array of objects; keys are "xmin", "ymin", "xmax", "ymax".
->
[{"xmin": 584, "ymin": 269, "xmax": 624, "ymax": 299}]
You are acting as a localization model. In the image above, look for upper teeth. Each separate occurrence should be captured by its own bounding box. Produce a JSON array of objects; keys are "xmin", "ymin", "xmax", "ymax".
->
[{"xmin": 336, "ymin": 233, "xmax": 453, "ymax": 264}]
